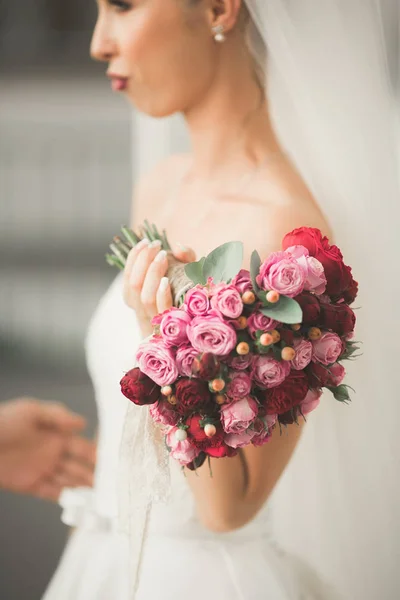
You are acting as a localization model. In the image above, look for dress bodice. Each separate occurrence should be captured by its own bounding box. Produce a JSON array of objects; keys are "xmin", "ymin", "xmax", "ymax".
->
[{"xmin": 60, "ymin": 271, "xmax": 273, "ymax": 543}]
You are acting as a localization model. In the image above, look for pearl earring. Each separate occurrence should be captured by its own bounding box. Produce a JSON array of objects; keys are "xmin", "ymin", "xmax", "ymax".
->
[{"xmin": 212, "ymin": 25, "xmax": 226, "ymax": 43}]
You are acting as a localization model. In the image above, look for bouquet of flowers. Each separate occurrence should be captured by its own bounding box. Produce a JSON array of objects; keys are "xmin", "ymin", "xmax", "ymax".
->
[{"xmin": 107, "ymin": 223, "xmax": 360, "ymax": 471}]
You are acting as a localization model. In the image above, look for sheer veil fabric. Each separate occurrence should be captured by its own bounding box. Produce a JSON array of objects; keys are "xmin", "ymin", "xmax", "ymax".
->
[{"xmin": 122, "ymin": 2, "xmax": 400, "ymax": 598}]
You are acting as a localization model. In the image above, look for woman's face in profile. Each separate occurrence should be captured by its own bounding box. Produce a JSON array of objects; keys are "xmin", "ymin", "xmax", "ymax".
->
[{"xmin": 90, "ymin": 0, "xmax": 216, "ymax": 116}]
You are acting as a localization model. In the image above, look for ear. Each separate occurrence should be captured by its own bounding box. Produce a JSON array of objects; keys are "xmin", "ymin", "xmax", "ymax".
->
[{"xmin": 206, "ymin": 0, "xmax": 243, "ymax": 33}]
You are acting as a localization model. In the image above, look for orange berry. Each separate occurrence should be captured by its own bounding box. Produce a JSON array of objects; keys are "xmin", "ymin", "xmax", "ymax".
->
[
  {"xmin": 161, "ymin": 385, "xmax": 172, "ymax": 397},
  {"xmin": 308, "ymin": 327, "xmax": 322, "ymax": 340},
  {"xmin": 236, "ymin": 316, "xmax": 248, "ymax": 330},
  {"xmin": 204, "ymin": 424, "xmax": 217, "ymax": 438},
  {"xmin": 271, "ymin": 329, "xmax": 281, "ymax": 343},
  {"xmin": 291, "ymin": 324, "xmax": 301, "ymax": 331},
  {"xmin": 236, "ymin": 342, "xmax": 250, "ymax": 355},
  {"xmin": 168, "ymin": 395, "xmax": 177, "ymax": 405},
  {"xmin": 242, "ymin": 291, "xmax": 256, "ymax": 305},
  {"xmin": 211, "ymin": 378, "xmax": 226, "ymax": 393},
  {"xmin": 266, "ymin": 290, "xmax": 280, "ymax": 303},
  {"xmin": 215, "ymin": 394, "xmax": 227, "ymax": 405},
  {"xmin": 281, "ymin": 347, "xmax": 296, "ymax": 361},
  {"xmin": 260, "ymin": 333, "xmax": 273, "ymax": 346}
]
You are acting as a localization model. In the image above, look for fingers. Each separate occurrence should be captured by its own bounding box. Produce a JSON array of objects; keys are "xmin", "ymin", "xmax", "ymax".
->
[
  {"xmin": 65, "ymin": 436, "xmax": 97, "ymax": 468},
  {"xmin": 36, "ymin": 403, "xmax": 86, "ymax": 433},
  {"xmin": 173, "ymin": 243, "xmax": 196, "ymax": 264},
  {"xmin": 34, "ymin": 480, "xmax": 63, "ymax": 503},
  {"xmin": 140, "ymin": 250, "xmax": 170, "ymax": 318},
  {"xmin": 156, "ymin": 277, "xmax": 173, "ymax": 314},
  {"xmin": 53, "ymin": 458, "xmax": 94, "ymax": 488}
]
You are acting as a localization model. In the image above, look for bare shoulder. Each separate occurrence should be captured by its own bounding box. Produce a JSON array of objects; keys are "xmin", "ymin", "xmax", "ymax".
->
[{"xmin": 130, "ymin": 153, "xmax": 189, "ymax": 228}]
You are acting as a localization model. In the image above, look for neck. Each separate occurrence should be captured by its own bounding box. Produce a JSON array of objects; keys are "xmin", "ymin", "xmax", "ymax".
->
[{"xmin": 182, "ymin": 49, "xmax": 282, "ymax": 180}]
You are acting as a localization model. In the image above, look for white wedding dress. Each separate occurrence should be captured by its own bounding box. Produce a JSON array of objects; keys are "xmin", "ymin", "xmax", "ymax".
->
[{"xmin": 43, "ymin": 270, "xmax": 340, "ymax": 600}]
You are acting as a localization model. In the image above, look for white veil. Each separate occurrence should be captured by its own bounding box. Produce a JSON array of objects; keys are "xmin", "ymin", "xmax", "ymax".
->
[{"xmin": 128, "ymin": 2, "xmax": 400, "ymax": 598}]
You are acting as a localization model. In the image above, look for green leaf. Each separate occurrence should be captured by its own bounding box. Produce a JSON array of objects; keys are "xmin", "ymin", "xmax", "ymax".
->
[
  {"xmin": 250, "ymin": 250, "xmax": 261, "ymax": 291},
  {"xmin": 260, "ymin": 296, "xmax": 303, "ymax": 325},
  {"xmin": 184, "ymin": 257, "xmax": 207, "ymax": 285},
  {"xmin": 203, "ymin": 241, "xmax": 244, "ymax": 284}
]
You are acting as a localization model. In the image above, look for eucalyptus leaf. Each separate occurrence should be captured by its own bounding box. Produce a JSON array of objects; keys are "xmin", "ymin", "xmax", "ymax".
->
[
  {"xmin": 202, "ymin": 241, "xmax": 243, "ymax": 284},
  {"xmin": 260, "ymin": 296, "xmax": 303, "ymax": 325},
  {"xmin": 250, "ymin": 250, "xmax": 261, "ymax": 291},
  {"xmin": 184, "ymin": 257, "xmax": 207, "ymax": 285}
]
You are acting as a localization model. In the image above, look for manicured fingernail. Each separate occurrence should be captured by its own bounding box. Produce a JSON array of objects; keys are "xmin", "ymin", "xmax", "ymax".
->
[
  {"xmin": 154, "ymin": 249, "xmax": 167, "ymax": 263},
  {"xmin": 149, "ymin": 239, "xmax": 162, "ymax": 248},
  {"xmin": 159, "ymin": 277, "xmax": 169, "ymax": 292},
  {"xmin": 136, "ymin": 238, "xmax": 150, "ymax": 250},
  {"xmin": 176, "ymin": 242, "xmax": 188, "ymax": 252}
]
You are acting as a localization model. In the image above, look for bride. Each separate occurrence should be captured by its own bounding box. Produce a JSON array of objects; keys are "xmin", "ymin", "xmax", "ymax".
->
[{"xmin": 43, "ymin": 1, "xmax": 399, "ymax": 599}]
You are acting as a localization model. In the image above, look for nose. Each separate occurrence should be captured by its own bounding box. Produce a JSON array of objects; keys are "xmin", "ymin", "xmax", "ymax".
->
[{"xmin": 90, "ymin": 16, "xmax": 117, "ymax": 63}]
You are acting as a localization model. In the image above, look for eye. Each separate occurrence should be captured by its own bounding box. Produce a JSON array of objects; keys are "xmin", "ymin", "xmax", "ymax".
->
[{"xmin": 108, "ymin": 0, "xmax": 132, "ymax": 12}]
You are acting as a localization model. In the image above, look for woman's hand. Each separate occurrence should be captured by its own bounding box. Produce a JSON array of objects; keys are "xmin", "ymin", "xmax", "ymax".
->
[{"xmin": 123, "ymin": 238, "xmax": 195, "ymax": 337}]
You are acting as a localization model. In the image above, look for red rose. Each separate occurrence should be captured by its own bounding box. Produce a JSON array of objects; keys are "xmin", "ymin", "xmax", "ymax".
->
[
  {"xmin": 186, "ymin": 414, "xmax": 208, "ymax": 443},
  {"xmin": 320, "ymin": 303, "xmax": 356, "ymax": 336},
  {"xmin": 305, "ymin": 362, "xmax": 330, "ymax": 387},
  {"xmin": 341, "ymin": 277, "xmax": 358, "ymax": 304},
  {"xmin": 205, "ymin": 443, "xmax": 238, "ymax": 458},
  {"xmin": 120, "ymin": 367, "xmax": 160, "ymax": 405},
  {"xmin": 175, "ymin": 378, "xmax": 210, "ymax": 414},
  {"xmin": 294, "ymin": 293, "xmax": 321, "ymax": 325},
  {"xmin": 191, "ymin": 352, "xmax": 220, "ymax": 380},
  {"xmin": 263, "ymin": 370, "xmax": 309, "ymax": 415},
  {"xmin": 279, "ymin": 328, "xmax": 295, "ymax": 346},
  {"xmin": 283, "ymin": 227, "xmax": 356, "ymax": 300},
  {"xmin": 278, "ymin": 405, "xmax": 303, "ymax": 425}
]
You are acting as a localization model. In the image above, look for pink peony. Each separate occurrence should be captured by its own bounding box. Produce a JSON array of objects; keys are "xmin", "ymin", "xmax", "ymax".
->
[
  {"xmin": 187, "ymin": 311, "xmax": 237, "ymax": 356},
  {"xmin": 149, "ymin": 399, "xmax": 178, "ymax": 426},
  {"xmin": 300, "ymin": 389, "xmax": 322, "ymax": 415},
  {"xmin": 291, "ymin": 338, "xmax": 313, "ymax": 370},
  {"xmin": 175, "ymin": 344, "xmax": 199, "ymax": 377},
  {"xmin": 285, "ymin": 245, "xmax": 327, "ymax": 295},
  {"xmin": 312, "ymin": 332, "xmax": 343, "ymax": 366},
  {"xmin": 183, "ymin": 285, "xmax": 210, "ymax": 317},
  {"xmin": 166, "ymin": 427, "xmax": 200, "ymax": 465},
  {"xmin": 226, "ymin": 371, "xmax": 252, "ymax": 400},
  {"xmin": 231, "ymin": 269, "xmax": 253, "ymax": 295},
  {"xmin": 220, "ymin": 396, "xmax": 258, "ymax": 434},
  {"xmin": 251, "ymin": 355, "xmax": 291, "ymax": 388},
  {"xmin": 247, "ymin": 310, "xmax": 279, "ymax": 338},
  {"xmin": 256, "ymin": 251, "xmax": 307, "ymax": 298},
  {"xmin": 160, "ymin": 308, "xmax": 191, "ymax": 347},
  {"xmin": 210, "ymin": 284, "xmax": 243, "ymax": 319},
  {"xmin": 137, "ymin": 338, "xmax": 178, "ymax": 386},
  {"xmin": 225, "ymin": 429, "xmax": 256, "ymax": 448}
]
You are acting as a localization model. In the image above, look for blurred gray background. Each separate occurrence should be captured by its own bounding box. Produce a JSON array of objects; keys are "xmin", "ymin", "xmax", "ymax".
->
[{"xmin": 0, "ymin": 2, "xmax": 133, "ymax": 598}]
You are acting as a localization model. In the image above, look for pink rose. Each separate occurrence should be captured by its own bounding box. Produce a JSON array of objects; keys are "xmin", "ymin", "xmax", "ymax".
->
[
  {"xmin": 286, "ymin": 245, "xmax": 327, "ymax": 295},
  {"xmin": 300, "ymin": 389, "xmax": 322, "ymax": 415},
  {"xmin": 227, "ymin": 353, "xmax": 253, "ymax": 371},
  {"xmin": 251, "ymin": 355, "xmax": 291, "ymax": 388},
  {"xmin": 231, "ymin": 269, "xmax": 253, "ymax": 295},
  {"xmin": 166, "ymin": 427, "xmax": 200, "ymax": 466},
  {"xmin": 160, "ymin": 308, "xmax": 191, "ymax": 347},
  {"xmin": 221, "ymin": 396, "xmax": 259, "ymax": 434},
  {"xmin": 226, "ymin": 371, "xmax": 252, "ymax": 400},
  {"xmin": 251, "ymin": 414, "xmax": 277, "ymax": 446},
  {"xmin": 210, "ymin": 284, "xmax": 243, "ymax": 319},
  {"xmin": 256, "ymin": 251, "xmax": 307, "ymax": 298},
  {"xmin": 312, "ymin": 332, "xmax": 342, "ymax": 365},
  {"xmin": 137, "ymin": 338, "xmax": 178, "ymax": 386},
  {"xmin": 175, "ymin": 344, "xmax": 199, "ymax": 377},
  {"xmin": 149, "ymin": 399, "xmax": 178, "ymax": 426},
  {"xmin": 187, "ymin": 312, "xmax": 237, "ymax": 356},
  {"xmin": 225, "ymin": 428, "xmax": 256, "ymax": 448},
  {"xmin": 291, "ymin": 338, "xmax": 313, "ymax": 370},
  {"xmin": 183, "ymin": 285, "xmax": 210, "ymax": 317},
  {"xmin": 247, "ymin": 310, "xmax": 278, "ymax": 338},
  {"xmin": 327, "ymin": 362, "xmax": 346, "ymax": 386}
]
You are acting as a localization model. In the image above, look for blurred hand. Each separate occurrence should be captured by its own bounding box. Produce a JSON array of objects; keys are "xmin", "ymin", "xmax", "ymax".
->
[
  {"xmin": 0, "ymin": 397, "xmax": 97, "ymax": 502},
  {"xmin": 123, "ymin": 238, "xmax": 196, "ymax": 336}
]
